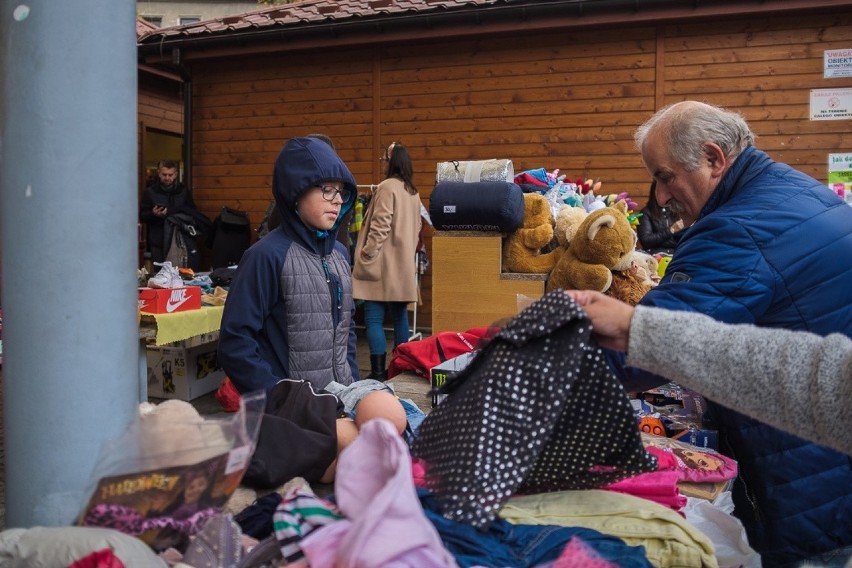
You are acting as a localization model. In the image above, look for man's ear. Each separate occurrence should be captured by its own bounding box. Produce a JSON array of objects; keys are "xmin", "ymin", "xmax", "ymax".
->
[{"xmin": 704, "ymin": 143, "xmax": 727, "ymax": 178}]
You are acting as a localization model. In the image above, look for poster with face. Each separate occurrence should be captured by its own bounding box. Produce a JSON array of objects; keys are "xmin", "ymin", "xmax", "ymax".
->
[
  {"xmin": 642, "ymin": 433, "xmax": 738, "ymax": 484},
  {"xmin": 77, "ymin": 452, "xmax": 247, "ymax": 551}
]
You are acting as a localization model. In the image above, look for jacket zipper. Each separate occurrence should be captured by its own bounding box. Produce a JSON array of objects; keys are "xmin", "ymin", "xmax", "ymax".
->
[
  {"xmin": 723, "ymin": 439, "xmax": 762, "ymax": 523},
  {"xmin": 321, "ymin": 255, "xmax": 341, "ymax": 383}
]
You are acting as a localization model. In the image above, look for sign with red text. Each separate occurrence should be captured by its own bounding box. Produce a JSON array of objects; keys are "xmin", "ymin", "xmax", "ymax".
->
[{"xmin": 825, "ymin": 48, "xmax": 852, "ymax": 78}]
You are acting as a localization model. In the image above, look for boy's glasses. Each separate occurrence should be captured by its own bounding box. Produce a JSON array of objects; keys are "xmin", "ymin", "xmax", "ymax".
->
[{"xmin": 319, "ymin": 185, "xmax": 351, "ymax": 202}]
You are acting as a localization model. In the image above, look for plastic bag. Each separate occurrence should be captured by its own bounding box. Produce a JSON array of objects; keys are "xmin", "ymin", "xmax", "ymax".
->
[
  {"xmin": 436, "ymin": 159, "xmax": 514, "ymax": 183},
  {"xmin": 77, "ymin": 392, "xmax": 265, "ymax": 551},
  {"xmin": 542, "ymin": 181, "xmax": 582, "ymax": 220}
]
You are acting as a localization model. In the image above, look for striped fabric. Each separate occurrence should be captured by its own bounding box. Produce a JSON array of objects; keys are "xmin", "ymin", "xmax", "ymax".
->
[{"xmin": 273, "ymin": 488, "xmax": 343, "ymax": 563}]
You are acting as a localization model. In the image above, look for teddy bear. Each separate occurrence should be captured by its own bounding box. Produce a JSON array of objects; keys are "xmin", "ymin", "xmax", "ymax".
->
[
  {"xmin": 601, "ymin": 247, "xmax": 660, "ymax": 305},
  {"xmin": 545, "ymin": 200, "xmax": 636, "ymax": 293},
  {"xmin": 554, "ymin": 204, "xmax": 589, "ymax": 250},
  {"xmin": 502, "ymin": 192, "xmax": 559, "ymax": 274},
  {"xmin": 626, "ymin": 250, "xmax": 660, "ymax": 286},
  {"xmin": 606, "ymin": 267, "xmax": 652, "ymax": 308}
]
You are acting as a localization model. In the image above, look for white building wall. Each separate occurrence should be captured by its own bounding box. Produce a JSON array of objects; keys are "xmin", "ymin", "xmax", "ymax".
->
[{"xmin": 137, "ymin": 0, "xmax": 260, "ymax": 27}]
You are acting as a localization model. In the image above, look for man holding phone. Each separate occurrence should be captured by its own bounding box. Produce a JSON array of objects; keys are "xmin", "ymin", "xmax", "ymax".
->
[{"xmin": 139, "ymin": 160, "xmax": 208, "ymax": 269}]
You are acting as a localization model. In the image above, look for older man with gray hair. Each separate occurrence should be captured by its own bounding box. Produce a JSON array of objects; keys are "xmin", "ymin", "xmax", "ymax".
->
[{"xmin": 607, "ymin": 101, "xmax": 852, "ymax": 567}]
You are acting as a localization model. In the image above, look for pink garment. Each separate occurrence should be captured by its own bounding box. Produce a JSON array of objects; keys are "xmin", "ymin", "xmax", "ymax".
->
[
  {"xmin": 299, "ymin": 418, "xmax": 458, "ymax": 568},
  {"xmin": 553, "ymin": 536, "xmax": 618, "ymax": 568},
  {"xmin": 67, "ymin": 549, "xmax": 126, "ymax": 568},
  {"xmin": 412, "ymin": 457, "xmax": 427, "ymax": 488},
  {"xmin": 603, "ymin": 469, "xmax": 687, "ymax": 512},
  {"xmin": 646, "ymin": 446, "xmax": 678, "ymax": 470},
  {"xmin": 513, "ymin": 172, "xmax": 550, "ymax": 187}
]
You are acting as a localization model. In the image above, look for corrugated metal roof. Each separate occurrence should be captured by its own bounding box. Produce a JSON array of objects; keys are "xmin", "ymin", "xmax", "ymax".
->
[{"xmin": 137, "ymin": 0, "xmax": 502, "ymax": 43}]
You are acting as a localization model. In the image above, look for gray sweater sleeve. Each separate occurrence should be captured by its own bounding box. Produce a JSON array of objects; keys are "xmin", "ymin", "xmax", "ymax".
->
[{"xmin": 627, "ymin": 306, "xmax": 852, "ymax": 456}]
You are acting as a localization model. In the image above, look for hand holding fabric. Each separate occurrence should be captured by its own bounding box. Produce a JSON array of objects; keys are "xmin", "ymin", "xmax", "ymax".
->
[{"xmin": 565, "ymin": 290, "xmax": 633, "ymax": 352}]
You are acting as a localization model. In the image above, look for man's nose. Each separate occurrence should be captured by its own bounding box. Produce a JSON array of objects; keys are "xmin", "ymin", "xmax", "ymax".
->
[{"xmin": 656, "ymin": 183, "xmax": 672, "ymax": 206}]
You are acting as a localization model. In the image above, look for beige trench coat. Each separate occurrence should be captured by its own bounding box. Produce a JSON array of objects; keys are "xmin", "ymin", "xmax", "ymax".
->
[{"xmin": 352, "ymin": 177, "xmax": 422, "ymax": 302}]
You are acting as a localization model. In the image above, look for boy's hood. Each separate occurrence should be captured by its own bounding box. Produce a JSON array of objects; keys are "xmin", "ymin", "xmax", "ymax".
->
[{"xmin": 272, "ymin": 137, "xmax": 357, "ymax": 250}]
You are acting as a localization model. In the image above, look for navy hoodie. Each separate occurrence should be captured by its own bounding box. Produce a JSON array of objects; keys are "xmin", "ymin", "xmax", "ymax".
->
[{"xmin": 218, "ymin": 137, "xmax": 360, "ymax": 393}]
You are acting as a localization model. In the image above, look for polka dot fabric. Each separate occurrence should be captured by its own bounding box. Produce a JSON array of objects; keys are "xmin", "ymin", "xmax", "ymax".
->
[{"xmin": 411, "ymin": 290, "xmax": 658, "ymax": 529}]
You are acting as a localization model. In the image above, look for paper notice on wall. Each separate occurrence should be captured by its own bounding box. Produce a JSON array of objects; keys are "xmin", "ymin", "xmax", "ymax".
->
[
  {"xmin": 824, "ymin": 48, "xmax": 852, "ymax": 78},
  {"xmin": 828, "ymin": 153, "xmax": 852, "ymax": 200},
  {"xmin": 810, "ymin": 89, "xmax": 852, "ymax": 120}
]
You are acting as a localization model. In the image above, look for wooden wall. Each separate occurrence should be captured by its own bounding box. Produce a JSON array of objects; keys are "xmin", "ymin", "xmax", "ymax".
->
[
  {"xmin": 138, "ymin": 73, "xmax": 184, "ymax": 196},
  {"xmin": 138, "ymin": 83, "xmax": 184, "ymax": 134},
  {"xmin": 185, "ymin": 10, "xmax": 852, "ymax": 332}
]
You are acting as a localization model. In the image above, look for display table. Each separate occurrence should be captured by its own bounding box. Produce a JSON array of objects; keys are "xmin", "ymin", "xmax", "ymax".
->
[
  {"xmin": 138, "ymin": 305, "xmax": 225, "ymax": 401},
  {"xmin": 139, "ymin": 305, "xmax": 225, "ymax": 346}
]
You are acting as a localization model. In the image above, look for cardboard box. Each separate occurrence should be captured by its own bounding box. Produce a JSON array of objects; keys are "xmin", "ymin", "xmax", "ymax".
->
[
  {"xmin": 429, "ymin": 351, "xmax": 475, "ymax": 407},
  {"xmin": 146, "ymin": 339, "xmax": 225, "ymax": 401},
  {"xmin": 635, "ymin": 385, "xmax": 719, "ymax": 450},
  {"xmin": 139, "ymin": 286, "xmax": 201, "ymax": 314}
]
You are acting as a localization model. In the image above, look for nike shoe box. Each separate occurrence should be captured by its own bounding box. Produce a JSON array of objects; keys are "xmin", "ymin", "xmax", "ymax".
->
[
  {"xmin": 146, "ymin": 338, "xmax": 225, "ymax": 401},
  {"xmin": 138, "ymin": 286, "xmax": 201, "ymax": 314}
]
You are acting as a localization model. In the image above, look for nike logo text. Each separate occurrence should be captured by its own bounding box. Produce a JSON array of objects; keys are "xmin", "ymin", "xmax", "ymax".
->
[{"xmin": 166, "ymin": 288, "xmax": 190, "ymax": 313}]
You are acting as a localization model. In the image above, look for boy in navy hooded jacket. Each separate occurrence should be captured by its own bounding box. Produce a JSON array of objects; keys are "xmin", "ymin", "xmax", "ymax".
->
[{"xmin": 218, "ymin": 137, "xmax": 361, "ymax": 393}]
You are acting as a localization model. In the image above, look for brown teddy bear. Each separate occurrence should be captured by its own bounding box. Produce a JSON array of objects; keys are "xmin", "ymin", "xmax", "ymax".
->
[
  {"xmin": 604, "ymin": 250, "xmax": 659, "ymax": 306},
  {"xmin": 545, "ymin": 200, "xmax": 636, "ymax": 293},
  {"xmin": 502, "ymin": 193, "xmax": 560, "ymax": 273}
]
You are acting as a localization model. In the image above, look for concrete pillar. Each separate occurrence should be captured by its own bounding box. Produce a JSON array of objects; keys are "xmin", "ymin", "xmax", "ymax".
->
[{"xmin": 0, "ymin": 0, "xmax": 139, "ymax": 526}]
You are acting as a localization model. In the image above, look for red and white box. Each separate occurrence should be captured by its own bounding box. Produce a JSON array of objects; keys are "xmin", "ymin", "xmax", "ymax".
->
[{"xmin": 138, "ymin": 286, "xmax": 202, "ymax": 314}]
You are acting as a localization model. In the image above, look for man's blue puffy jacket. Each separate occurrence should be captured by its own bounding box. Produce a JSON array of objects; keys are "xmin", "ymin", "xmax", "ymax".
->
[{"xmin": 626, "ymin": 146, "xmax": 852, "ymax": 565}]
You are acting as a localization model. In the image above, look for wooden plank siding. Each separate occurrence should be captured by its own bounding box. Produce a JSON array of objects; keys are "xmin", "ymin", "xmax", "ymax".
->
[
  {"xmin": 138, "ymin": 75, "xmax": 184, "ymax": 196},
  {"xmin": 138, "ymin": 89, "xmax": 184, "ymax": 134},
  {"xmin": 184, "ymin": 11, "xmax": 852, "ymax": 333}
]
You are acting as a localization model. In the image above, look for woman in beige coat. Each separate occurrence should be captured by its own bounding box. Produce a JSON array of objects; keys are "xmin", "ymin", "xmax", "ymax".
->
[{"xmin": 352, "ymin": 142, "xmax": 422, "ymax": 380}]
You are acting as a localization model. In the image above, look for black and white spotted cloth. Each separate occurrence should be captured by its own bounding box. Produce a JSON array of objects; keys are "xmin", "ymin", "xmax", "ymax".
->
[{"xmin": 411, "ymin": 290, "xmax": 658, "ymax": 529}]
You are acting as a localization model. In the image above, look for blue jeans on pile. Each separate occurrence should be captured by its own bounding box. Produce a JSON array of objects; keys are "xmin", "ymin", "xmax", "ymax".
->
[
  {"xmin": 363, "ymin": 300, "xmax": 409, "ymax": 355},
  {"xmin": 417, "ymin": 489, "xmax": 652, "ymax": 568}
]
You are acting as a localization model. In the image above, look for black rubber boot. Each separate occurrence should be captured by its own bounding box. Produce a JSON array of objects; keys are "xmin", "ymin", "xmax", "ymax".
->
[{"xmin": 368, "ymin": 353, "xmax": 387, "ymax": 382}]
